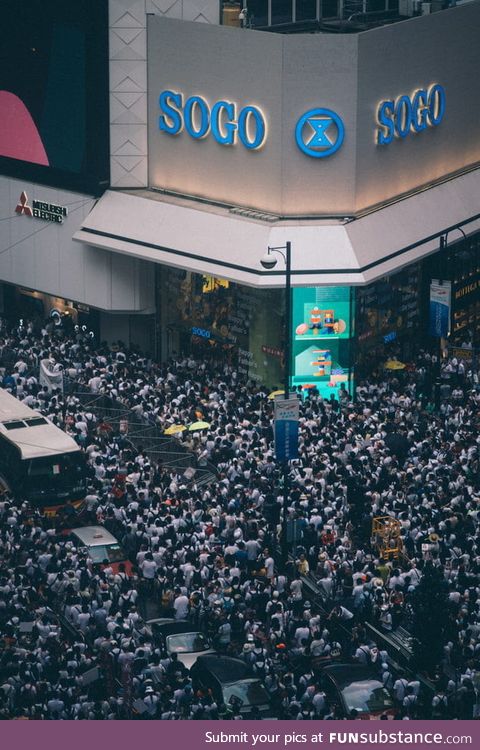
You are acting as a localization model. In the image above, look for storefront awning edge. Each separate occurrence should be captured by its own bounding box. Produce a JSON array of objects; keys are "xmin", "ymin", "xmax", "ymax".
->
[{"xmin": 74, "ymin": 169, "xmax": 480, "ymax": 287}]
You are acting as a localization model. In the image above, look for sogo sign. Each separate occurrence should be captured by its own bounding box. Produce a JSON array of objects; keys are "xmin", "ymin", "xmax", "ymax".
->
[
  {"xmin": 376, "ymin": 83, "xmax": 446, "ymax": 145},
  {"xmin": 158, "ymin": 89, "xmax": 267, "ymax": 150}
]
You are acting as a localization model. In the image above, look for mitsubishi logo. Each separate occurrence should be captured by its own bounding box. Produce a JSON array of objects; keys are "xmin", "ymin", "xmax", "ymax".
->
[
  {"xmin": 14, "ymin": 191, "xmax": 68, "ymax": 224},
  {"xmin": 295, "ymin": 108, "xmax": 345, "ymax": 158},
  {"xmin": 15, "ymin": 191, "xmax": 33, "ymax": 217}
]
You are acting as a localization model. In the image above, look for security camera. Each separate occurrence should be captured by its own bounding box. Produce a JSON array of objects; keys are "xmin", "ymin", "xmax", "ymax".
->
[{"xmin": 260, "ymin": 252, "xmax": 278, "ymax": 270}]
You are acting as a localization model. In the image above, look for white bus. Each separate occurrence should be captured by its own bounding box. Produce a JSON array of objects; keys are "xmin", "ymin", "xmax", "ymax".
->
[{"xmin": 0, "ymin": 388, "xmax": 86, "ymax": 514}]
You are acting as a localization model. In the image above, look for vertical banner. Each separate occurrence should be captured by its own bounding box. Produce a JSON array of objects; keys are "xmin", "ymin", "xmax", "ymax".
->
[
  {"xmin": 429, "ymin": 280, "xmax": 451, "ymax": 337},
  {"xmin": 274, "ymin": 396, "xmax": 299, "ymax": 461}
]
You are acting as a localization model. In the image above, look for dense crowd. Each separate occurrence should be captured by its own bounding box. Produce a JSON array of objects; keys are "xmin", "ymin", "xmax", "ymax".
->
[{"xmin": 0, "ymin": 315, "xmax": 479, "ymax": 720}]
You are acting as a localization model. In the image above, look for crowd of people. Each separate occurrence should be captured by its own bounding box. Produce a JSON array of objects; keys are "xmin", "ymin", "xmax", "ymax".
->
[{"xmin": 0, "ymin": 314, "xmax": 479, "ymax": 720}]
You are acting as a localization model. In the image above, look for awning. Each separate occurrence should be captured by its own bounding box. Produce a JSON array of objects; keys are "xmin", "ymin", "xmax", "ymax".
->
[{"xmin": 74, "ymin": 168, "xmax": 480, "ymax": 287}]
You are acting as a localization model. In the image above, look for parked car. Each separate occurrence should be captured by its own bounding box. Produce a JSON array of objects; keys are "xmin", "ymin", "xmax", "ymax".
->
[
  {"xmin": 70, "ymin": 525, "xmax": 133, "ymax": 576},
  {"xmin": 319, "ymin": 663, "xmax": 397, "ymax": 719},
  {"xmin": 190, "ymin": 655, "xmax": 272, "ymax": 717},
  {"xmin": 136, "ymin": 618, "xmax": 217, "ymax": 669}
]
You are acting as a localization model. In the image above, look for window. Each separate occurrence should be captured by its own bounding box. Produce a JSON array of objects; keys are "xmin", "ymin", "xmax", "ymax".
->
[
  {"xmin": 271, "ymin": 0, "xmax": 293, "ymax": 24},
  {"xmin": 296, "ymin": 0, "xmax": 317, "ymax": 20},
  {"xmin": 249, "ymin": 0, "xmax": 268, "ymax": 26},
  {"xmin": 321, "ymin": 0, "xmax": 340, "ymax": 17},
  {"xmin": 3, "ymin": 420, "xmax": 27, "ymax": 430}
]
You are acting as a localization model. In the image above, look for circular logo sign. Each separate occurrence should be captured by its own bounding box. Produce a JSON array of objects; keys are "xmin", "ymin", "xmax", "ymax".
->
[{"xmin": 295, "ymin": 108, "xmax": 344, "ymax": 158}]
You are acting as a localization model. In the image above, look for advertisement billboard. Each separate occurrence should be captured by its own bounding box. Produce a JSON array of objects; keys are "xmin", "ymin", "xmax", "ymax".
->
[
  {"xmin": 291, "ymin": 286, "xmax": 352, "ymax": 400},
  {"xmin": 0, "ymin": 0, "xmax": 109, "ymax": 195}
]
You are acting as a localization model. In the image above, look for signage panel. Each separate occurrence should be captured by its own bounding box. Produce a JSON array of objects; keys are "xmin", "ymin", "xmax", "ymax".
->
[
  {"xmin": 274, "ymin": 397, "xmax": 299, "ymax": 462},
  {"xmin": 429, "ymin": 280, "xmax": 451, "ymax": 338}
]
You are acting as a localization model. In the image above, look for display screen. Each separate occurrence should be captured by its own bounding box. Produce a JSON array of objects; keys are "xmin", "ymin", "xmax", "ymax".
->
[
  {"xmin": 0, "ymin": 0, "xmax": 109, "ymax": 195},
  {"xmin": 292, "ymin": 286, "xmax": 353, "ymax": 400}
]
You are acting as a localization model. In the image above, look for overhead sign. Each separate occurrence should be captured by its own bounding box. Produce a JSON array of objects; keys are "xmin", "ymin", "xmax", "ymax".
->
[
  {"xmin": 15, "ymin": 191, "xmax": 68, "ymax": 224},
  {"xmin": 274, "ymin": 396, "xmax": 299, "ymax": 462},
  {"xmin": 158, "ymin": 89, "xmax": 267, "ymax": 150},
  {"xmin": 295, "ymin": 108, "xmax": 345, "ymax": 158},
  {"xmin": 429, "ymin": 279, "xmax": 451, "ymax": 338},
  {"xmin": 376, "ymin": 84, "xmax": 445, "ymax": 145}
]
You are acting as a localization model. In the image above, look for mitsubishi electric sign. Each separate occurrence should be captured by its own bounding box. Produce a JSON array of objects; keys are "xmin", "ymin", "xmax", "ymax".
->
[
  {"xmin": 147, "ymin": 9, "xmax": 480, "ymax": 217},
  {"xmin": 15, "ymin": 191, "xmax": 68, "ymax": 224}
]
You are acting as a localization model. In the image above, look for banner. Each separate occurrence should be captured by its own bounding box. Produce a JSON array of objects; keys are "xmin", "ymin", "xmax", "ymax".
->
[
  {"xmin": 274, "ymin": 396, "xmax": 299, "ymax": 462},
  {"xmin": 429, "ymin": 280, "xmax": 451, "ymax": 338},
  {"xmin": 39, "ymin": 358, "xmax": 64, "ymax": 393}
]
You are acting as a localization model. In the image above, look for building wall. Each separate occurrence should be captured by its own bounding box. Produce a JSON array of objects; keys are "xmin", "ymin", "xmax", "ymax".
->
[
  {"xmin": 146, "ymin": 5, "xmax": 480, "ymax": 216},
  {"xmin": 0, "ymin": 176, "xmax": 154, "ymax": 312},
  {"xmin": 109, "ymin": 0, "xmax": 220, "ymax": 189}
]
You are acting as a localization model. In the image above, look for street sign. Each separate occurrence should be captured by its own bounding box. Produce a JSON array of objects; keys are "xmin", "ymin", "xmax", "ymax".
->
[{"xmin": 274, "ymin": 396, "xmax": 299, "ymax": 461}]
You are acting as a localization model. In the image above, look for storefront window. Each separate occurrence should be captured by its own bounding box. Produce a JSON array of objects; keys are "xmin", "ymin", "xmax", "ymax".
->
[
  {"xmin": 161, "ymin": 267, "xmax": 284, "ymax": 386},
  {"xmin": 355, "ymin": 265, "xmax": 421, "ymax": 374},
  {"xmin": 291, "ymin": 286, "xmax": 353, "ymax": 400},
  {"xmin": 450, "ymin": 236, "xmax": 480, "ymax": 347}
]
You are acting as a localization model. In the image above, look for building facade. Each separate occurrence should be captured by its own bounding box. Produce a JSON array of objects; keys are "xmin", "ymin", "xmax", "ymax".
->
[{"xmin": 2, "ymin": 1, "xmax": 480, "ymax": 392}]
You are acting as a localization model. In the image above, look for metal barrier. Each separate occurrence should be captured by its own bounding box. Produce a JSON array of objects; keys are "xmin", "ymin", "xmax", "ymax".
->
[{"xmin": 63, "ymin": 380, "xmax": 217, "ymax": 487}]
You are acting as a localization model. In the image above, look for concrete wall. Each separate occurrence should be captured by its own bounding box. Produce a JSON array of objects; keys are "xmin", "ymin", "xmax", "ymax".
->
[
  {"xmin": 146, "ymin": 4, "xmax": 480, "ymax": 216},
  {"xmin": 0, "ymin": 176, "xmax": 155, "ymax": 311},
  {"xmin": 109, "ymin": 0, "xmax": 220, "ymax": 188}
]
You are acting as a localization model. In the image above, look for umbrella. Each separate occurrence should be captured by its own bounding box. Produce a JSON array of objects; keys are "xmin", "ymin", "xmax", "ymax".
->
[
  {"xmin": 188, "ymin": 421, "xmax": 211, "ymax": 431},
  {"xmin": 164, "ymin": 424, "xmax": 187, "ymax": 435},
  {"xmin": 268, "ymin": 390, "xmax": 285, "ymax": 400},
  {"xmin": 384, "ymin": 359, "xmax": 406, "ymax": 371}
]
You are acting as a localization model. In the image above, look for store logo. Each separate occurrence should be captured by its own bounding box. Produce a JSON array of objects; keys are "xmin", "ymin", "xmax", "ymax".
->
[
  {"xmin": 15, "ymin": 191, "xmax": 33, "ymax": 217},
  {"xmin": 295, "ymin": 108, "xmax": 345, "ymax": 158},
  {"xmin": 158, "ymin": 90, "xmax": 267, "ymax": 150},
  {"xmin": 376, "ymin": 84, "xmax": 445, "ymax": 145},
  {"xmin": 14, "ymin": 191, "xmax": 68, "ymax": 224}
]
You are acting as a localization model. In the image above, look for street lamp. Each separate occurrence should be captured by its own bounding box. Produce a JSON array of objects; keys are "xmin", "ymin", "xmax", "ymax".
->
[{"xmin": 260, "ymin": 242, "xmax": 292, "ymax": 567}]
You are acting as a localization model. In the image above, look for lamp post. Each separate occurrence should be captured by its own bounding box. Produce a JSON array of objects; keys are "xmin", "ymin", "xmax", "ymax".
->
[{"xmin": 260, "ymin": 242, "xmax": 292, "ymax": 568}]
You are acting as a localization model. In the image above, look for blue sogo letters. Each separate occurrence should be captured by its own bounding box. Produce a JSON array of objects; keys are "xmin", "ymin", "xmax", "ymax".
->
[
  {"xmin": 159, "ymin": 89, "xmax": 266, "ymax": 150},
  {"xmin": 376, "ymin": 83, "xmax": 446, "ymax": 145}
]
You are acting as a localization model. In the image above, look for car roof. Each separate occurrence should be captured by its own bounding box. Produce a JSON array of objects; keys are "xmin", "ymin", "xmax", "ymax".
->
[
  {"xmin": 146, "ymin": 619, "xmax": 197, "ymax": 637},
  {"xmin": 194, "ymin": 655, "xmax": 253, "ymax": 683},
  {"xmin": 71, "ymin": 526, "xmax": 119, "ymax": 547},
  {"xmin": 322, "ymin": 663, "xmax": 381, "ymax": 688}
]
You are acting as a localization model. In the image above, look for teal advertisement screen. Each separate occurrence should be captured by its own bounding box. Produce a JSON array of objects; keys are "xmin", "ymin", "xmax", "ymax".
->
[{"xmin": 292, "ymin": 286, "xmax": 352, "ymax": 399}]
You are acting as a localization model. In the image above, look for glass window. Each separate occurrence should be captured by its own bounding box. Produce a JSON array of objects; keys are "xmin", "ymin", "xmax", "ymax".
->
[
  {"xmin": 321, "ymin": 0, "xmax": 340, "ymax": 17},
  {"xmin": 166, "ymin": 633, "xmax": 208, "ymax": 653},
  {"xmin": 271, "ymin": 0, "xmax": 293, "ymax": 24},
  {"xmin": 366, "ymin": 0, "xmax": 387, "ymax": 11},
  {"xmin": 342, "ymin": 680, "xmax": 394, "ymax": 714},
  {"xmin": 26, "ymin": 451, "xmax": 85, "ymax": 495},
  {"xmin": 296, "ymin": 0, "xmax": 317, "ymax": 20},
  {"xmin": 249, "ymin": 0, "xmax": 268, "ymax": 26},
  {"xmin": 223, "ymin": 680, "xmax": 270, "ymax": 707}
]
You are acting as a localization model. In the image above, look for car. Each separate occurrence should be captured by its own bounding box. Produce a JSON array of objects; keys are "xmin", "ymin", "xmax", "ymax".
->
[
  {"xmin": 190, "ymin": 655, "xmax": 272, "ymax": 717},
  {"xmin": 71, "ymin": 525, "xmax": 133, "ymax": 576},
  {"xmin": 135, "ymin": 618, "xmax": 217, "ymax": 670},
  {"xmin": 319, "ymin": 663, "xmax": 397, "ymax": 719}
]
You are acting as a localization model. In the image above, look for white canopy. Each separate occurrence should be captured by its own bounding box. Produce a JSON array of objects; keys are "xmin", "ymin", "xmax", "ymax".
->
[{"xmin": 74, "ymin": 168, "xmax": 480, "ymax": 287}]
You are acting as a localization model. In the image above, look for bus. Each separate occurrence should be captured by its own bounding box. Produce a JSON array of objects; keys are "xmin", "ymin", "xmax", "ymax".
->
[{"xmin": 0, "ymin": 388, "xmax": 87, "ymax": 515}]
